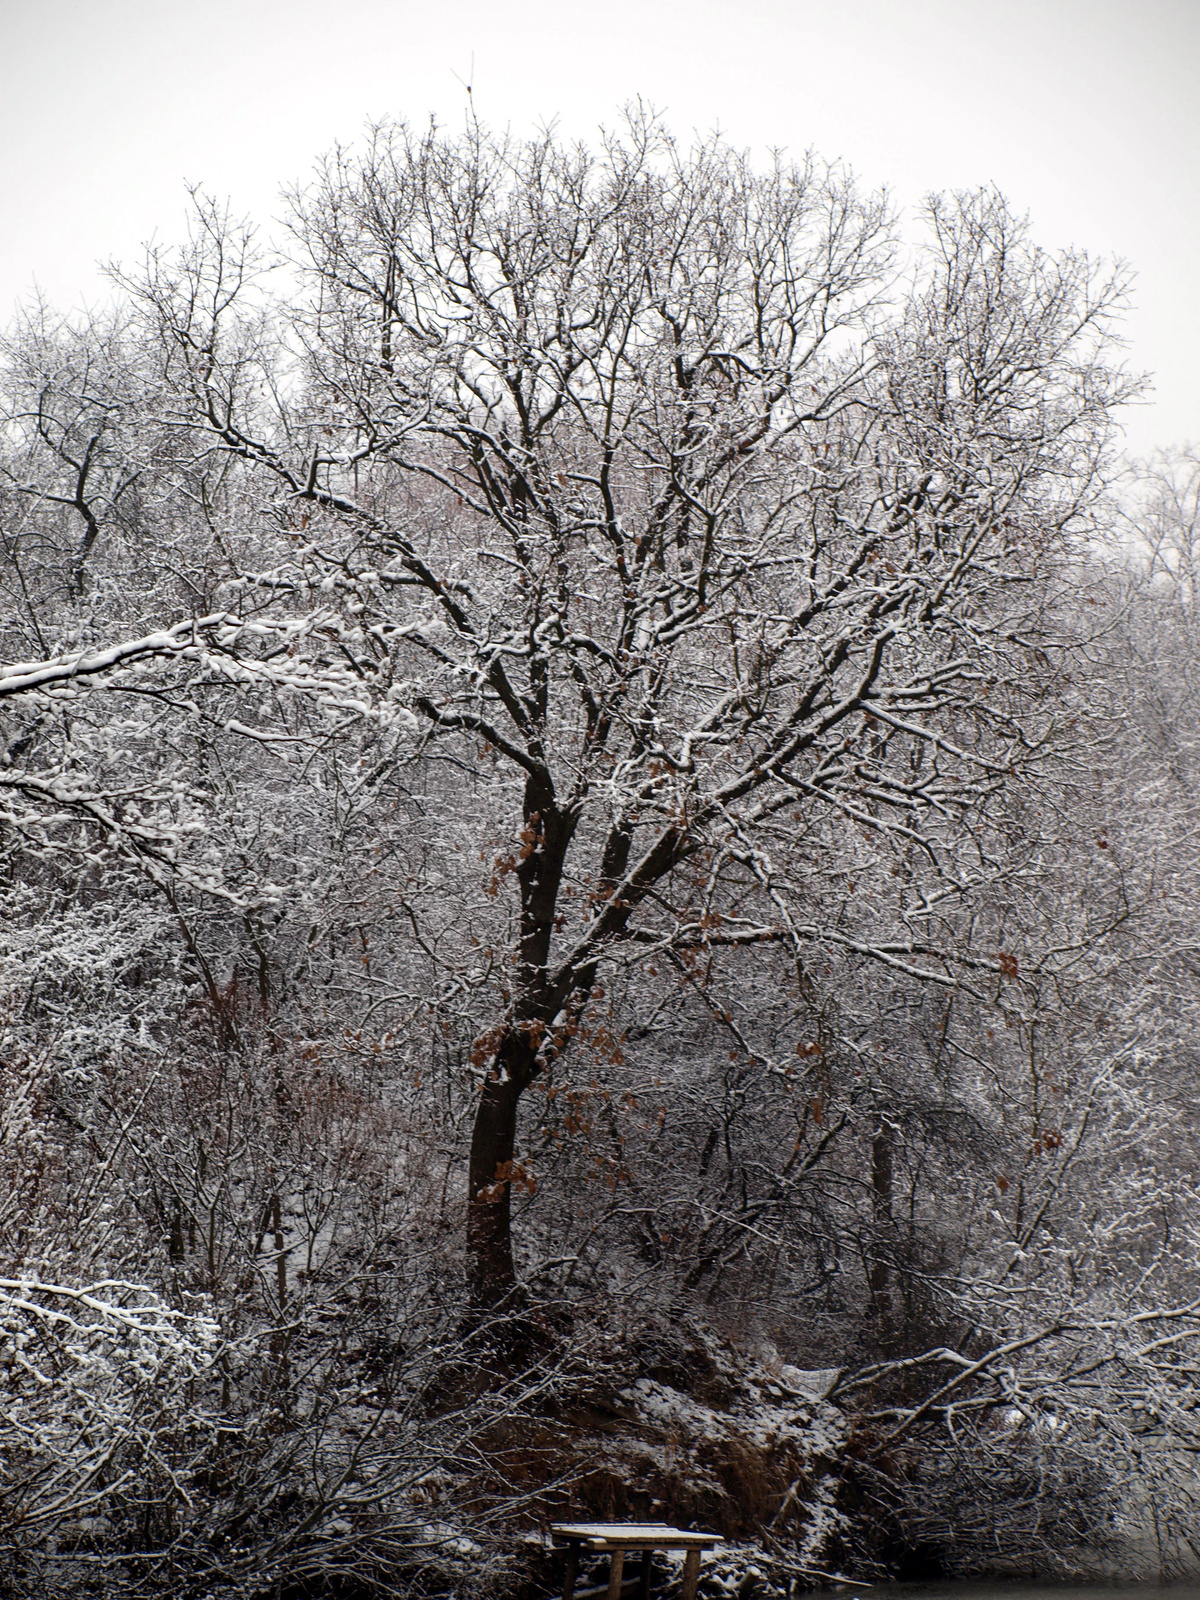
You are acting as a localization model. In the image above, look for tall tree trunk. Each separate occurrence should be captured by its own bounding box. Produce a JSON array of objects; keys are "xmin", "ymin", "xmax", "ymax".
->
[
  {"xmin": 464, "ymin": 784, "xmax": 578, "ymax": 1306},
  {"xmin": 466, "ymin": 1036, "xmax": 530, "ymax": 1304},
  {"xmin": 868, "ymin": 1118, "xmax": 895, "ymax": 1329}
]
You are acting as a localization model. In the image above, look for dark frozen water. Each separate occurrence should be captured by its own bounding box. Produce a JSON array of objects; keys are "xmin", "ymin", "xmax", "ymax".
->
[{"xmin": 819, "ymin": 1586, "xmax": 1200, "ymax": 1600}]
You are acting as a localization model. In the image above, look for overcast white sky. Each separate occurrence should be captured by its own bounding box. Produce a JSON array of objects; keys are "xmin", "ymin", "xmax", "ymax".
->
[{"xmin": 0, "ymin": 0, "xmax": 1196, "ymax": 455}]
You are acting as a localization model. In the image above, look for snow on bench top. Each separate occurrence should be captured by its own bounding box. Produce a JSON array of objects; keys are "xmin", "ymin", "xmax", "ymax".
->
[{"xmin": 551, "ymin": 1524, "xmax": 721, "ymax": 1548}]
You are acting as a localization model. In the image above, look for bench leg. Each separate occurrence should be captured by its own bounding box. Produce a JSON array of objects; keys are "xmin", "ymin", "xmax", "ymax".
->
[
  {"xmin": 638, "ymin": 1553, "xmax": 653, "ymax": 1600},
  {"xmin": 562, "ymin": 1548, "xmax": 579, "ymax": 1600},
  {"xmin": 680, "ymin": 1549, "xmax": 701, "ymax": 1600},
  {"xmin": 606, "ymin": 1550, "xmax": 626, "ymax": 1600}
]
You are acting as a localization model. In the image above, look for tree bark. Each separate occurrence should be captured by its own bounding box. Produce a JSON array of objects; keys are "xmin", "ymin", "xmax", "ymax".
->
[
  {"xmin": 868, "ymin": 1118, "xmax": 895, "ymax": 1329},
  {"xmin": 466, "ymin": 1035, "xmax": 532, "ymax": 1304}
]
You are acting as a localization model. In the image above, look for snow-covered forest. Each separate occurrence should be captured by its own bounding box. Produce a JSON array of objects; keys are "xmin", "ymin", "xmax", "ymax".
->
[{"xmin": 5, "ymin": 113, "xmax": 1200, "ymax": 1597}]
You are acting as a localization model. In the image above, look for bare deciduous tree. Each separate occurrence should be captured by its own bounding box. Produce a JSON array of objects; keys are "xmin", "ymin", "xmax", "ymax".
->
[
  {"xmin": 3, "ymin": 117, "xmax": 1138, "ymax": 1313},
  {"xmin": 142, "ymin": 120, "xmax": 1131, "ymax": 1305}
]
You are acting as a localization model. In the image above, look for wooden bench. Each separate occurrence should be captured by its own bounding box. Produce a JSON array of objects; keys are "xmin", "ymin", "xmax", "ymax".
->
[{"xmin": 551, "ymin": 1523, "xmax": 722, "ymax": 1600}]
